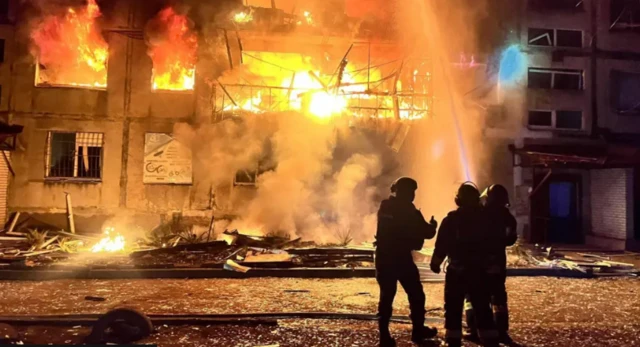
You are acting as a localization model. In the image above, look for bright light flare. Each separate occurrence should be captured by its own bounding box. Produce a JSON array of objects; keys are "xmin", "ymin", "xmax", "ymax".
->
[
  {"xmin": 91, "ymin": 227, "xmax": 126, "ymax": 253},
  {"xmin": 233, "ymin": 11, "xmax": 253, "ymax": 23}
]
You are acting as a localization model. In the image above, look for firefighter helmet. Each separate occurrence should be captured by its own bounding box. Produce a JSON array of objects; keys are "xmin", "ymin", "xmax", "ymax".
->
[
  {"xmin": 486, "ymin": 184, "xmax": 510, "ymax": 207},
  {"xmin": 390, "ymin": 177, "xmax": 418, "ymax": 193},
  {"xmin": 455, "ymin": 181, "xmax": 481, "ymax": 207}
]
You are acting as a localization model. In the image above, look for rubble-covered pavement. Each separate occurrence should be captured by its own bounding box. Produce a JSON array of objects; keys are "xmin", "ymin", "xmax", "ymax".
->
[{"xmin": 0, "ymin": 277, "xmax": 638, "ymax": 346}]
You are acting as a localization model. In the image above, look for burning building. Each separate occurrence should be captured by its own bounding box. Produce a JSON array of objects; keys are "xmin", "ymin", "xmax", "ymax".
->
[{"xmin": 0, "ymin": 0, "xmax": 443, "ymax": 245}]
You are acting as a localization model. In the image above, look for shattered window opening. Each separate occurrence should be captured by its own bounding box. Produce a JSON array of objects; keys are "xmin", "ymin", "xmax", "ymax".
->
[
  {"xmin": 528, "ymin": 28, "xmax": 583, "ymax": 48},
  {"xmin": 556, "ymin": 110, "xmax": 583, "ymax": 129},
  {"xmin": 45, "ymin": 132, "xmax": 103, "ymax": 180},
  {"xmin": 610, "ymin": 0, "xmax": 640, "ymax": 31}
]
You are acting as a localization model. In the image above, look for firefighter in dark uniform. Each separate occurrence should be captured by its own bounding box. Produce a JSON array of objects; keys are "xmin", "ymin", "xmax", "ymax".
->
[
  {"xmin": 464, "ymin": 184, "xmax": 518, "ymax": 344},
  {"xmin": 430, "ymin": 182, "xmax": 499, "ymax": 347},
  {"xmin": 375, "ymin": 177, "xmax": 438, "ymax": 347}
]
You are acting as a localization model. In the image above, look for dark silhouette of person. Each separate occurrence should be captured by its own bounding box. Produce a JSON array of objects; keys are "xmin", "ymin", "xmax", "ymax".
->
[
  {"xmin": 464, "ymin": 184, "xmax": 517, "ymax": 345},
  {"xmin": 375, "ymin": 177, "xmax": 438, "ymax": 347},
  {"xmin": 430, "ymin": 182, "xmax": 499, "ymax": 347}
]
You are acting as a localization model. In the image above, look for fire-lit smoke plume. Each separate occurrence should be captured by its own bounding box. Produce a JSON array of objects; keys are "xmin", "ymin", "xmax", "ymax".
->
[
  {"xmin": 175, "ymin": 112, "xmax": 397, "ymax": 243},
  {"xmin": 146, "ymin": 7, "xmax": 198, "ymax": 91},
  {"xmin": 29, "ymin": 0, "xmax": 108, "ymax": 88}
]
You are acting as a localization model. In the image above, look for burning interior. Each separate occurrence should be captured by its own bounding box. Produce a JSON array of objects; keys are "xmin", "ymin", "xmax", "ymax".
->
[
  {"xmin": 30, "ymin": 0, "xmax": 108, "ymax": 88},
  {"xmin": 147, "ymin": 6, "xmax": 198, "ymax": 91}
]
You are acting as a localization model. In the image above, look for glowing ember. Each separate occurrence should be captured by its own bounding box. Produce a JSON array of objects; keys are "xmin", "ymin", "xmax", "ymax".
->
[
  {"xmin": 233, "ymin": 11, "xmax": 253, "ymax": 24},
  {"xmin": 148, "ymin": 7, "xmax": 197, "ymax": 91},
  {"xmin": 298, "ymin": 11, "xmax": 314, "ymax": 25},
  {"xmin": 30, "ymin": 0, "xmax": 108, "ymax": 88},
  {"xmin": 91, "ymin": 227, "xmax": 126, "ymax": 253}
]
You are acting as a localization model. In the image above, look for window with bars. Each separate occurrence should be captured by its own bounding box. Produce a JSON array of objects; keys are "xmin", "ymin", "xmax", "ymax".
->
[{"xmin": 46, "ymin": 132, "xmax": 103, "ymax": 180}]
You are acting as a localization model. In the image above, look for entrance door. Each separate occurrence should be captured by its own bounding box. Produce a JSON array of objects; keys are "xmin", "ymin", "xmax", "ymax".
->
[
  {"xmin": 548, "ymin": 181, "xmax": 580, "ymax": 243},
  {"xmin": 530, "ymin": 173, "xmax": 582, "ymax": 244}
]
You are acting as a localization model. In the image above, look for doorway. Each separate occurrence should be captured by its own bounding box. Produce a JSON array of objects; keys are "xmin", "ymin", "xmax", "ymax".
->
[{"xmin": 531, "ymin": 172, "xmax": 582, "ymax": 244}]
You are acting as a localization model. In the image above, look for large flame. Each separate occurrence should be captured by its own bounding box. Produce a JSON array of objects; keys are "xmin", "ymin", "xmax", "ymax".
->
[
  {"xmin": 91, "ymin": 227, "xmax": 126, "ymax": 253},
  {"xmin": 148, "ymin": 7, "xmax": 197, "ymax": 91},
  {"xmin": 30, "ymin": 0, "xmax": 108, "ymax": 88},
  {"xmin": 221, "ymin": 52, "xmax": 428, "ymax": 121}
]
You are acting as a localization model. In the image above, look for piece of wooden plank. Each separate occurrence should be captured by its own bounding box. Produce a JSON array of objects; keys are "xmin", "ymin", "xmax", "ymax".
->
[
  {"xmin": 6, "ymin": 212, "xmax": 20, "ymax": 234},
  {"xmin": 0, "ymin": 236, "xmax": 27, "ymax": 241},
  {"xmin": 65, "ymin": 193, "xmax": 75, "ymax": 234},
  {"xmin": 39, "ymin": 236, "xmax": 59, "ymax": 250}
]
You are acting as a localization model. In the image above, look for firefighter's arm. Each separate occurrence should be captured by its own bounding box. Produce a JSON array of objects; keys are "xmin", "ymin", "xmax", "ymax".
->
[
  {"xmin": 430, "ymin": 216, "xmax": 453, "ymax": 273},
  {"xmin": 505, "ymin": 212, "xmax": 518, "ymax": 246},
  {"xmin": 410, "ymin": 209, "xmax": 437, "ymax": 241}
]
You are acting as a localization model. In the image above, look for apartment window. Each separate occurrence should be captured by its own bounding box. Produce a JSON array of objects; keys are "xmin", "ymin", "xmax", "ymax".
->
[
  {"xmin": 610, "ymin": 0, "xmax": 640, "ymax": 31},
  {"xmin": 0, "ymin": 1, "xmax": 8, "ymax": 21},
  {"xmin": 528, "ymin": 68, "xmax": 583, "ymax": 90},
  {"xmin": 528, "ymin": 0, "xmax": 584, "ymax": 11},
  {"xmin": 528, "ymin": 28, "xmax": 583, "ymax": 48},
  {"xmin": 234, "ymin": 169, "xmax": 257, "ymax": 186},
  {"xmin": 46, "ymin": 132, "xmax": 103, "ymax": 180},
  {"xmin": 556, "ymin": 111, "xmax": 583, "ymax": 129},
  {"xmin": 611, "ymin": 70, "xmax": 640, "ymax": 114},
  {"xmin": 528, "ymin": 110, "xmax": 553, "ymax": 127},
  {"xmin": 528, "ymin": 110, "xmax": 583, "ymax": 130}
]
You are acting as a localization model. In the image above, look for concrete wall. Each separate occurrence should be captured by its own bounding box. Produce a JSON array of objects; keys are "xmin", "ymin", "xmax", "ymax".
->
[
  {"xmin": 8, "ymin": 116, "xmax": 123, "ymax": 215},
  {"xmin": 589, "ymin": 168, "xmax": 634, "ymax": 249}
]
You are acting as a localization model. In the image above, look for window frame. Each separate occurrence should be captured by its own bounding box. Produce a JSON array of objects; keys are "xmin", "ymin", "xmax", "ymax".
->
[
  {"xmin": 528, "ymin": 27, "xmax": 584, "ymax": 48},
  {"xmin": 610, "ymin": 0, "xmax": 640, "ymax": 31},
  {"xmin": 528, "ymin": 109, "xmax": 584, "ymax": 131},
  {"xmin": 528, "ymin": 68, "xmax": 584, "ymax": 90},
  {"xmin": 45, "ymin": 131, "xmax": 104, "ymax": 182}
]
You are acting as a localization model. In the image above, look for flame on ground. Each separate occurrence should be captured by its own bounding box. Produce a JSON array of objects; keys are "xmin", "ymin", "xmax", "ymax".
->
[
  {"xmin": 30, "ymin": 0, "xmax": 108, "ymax": 88},
  {"xmin": 148, "ymin": 7, "xmax": 197, "ymax": 91},
  {"xmin": 91, "ymin": 227, "xmax": 126, "ymax": 253}
]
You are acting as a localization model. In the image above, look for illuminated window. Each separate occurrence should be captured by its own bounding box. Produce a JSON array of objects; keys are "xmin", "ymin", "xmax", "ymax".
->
[{"xmin": 46, "ymin": 132, "xmax": 103, "ymax": 180}]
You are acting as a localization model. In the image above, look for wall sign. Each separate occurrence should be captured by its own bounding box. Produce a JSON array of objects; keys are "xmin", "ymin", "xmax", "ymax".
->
[{"xmin": 143, "ymin": 133, "xmax": 192, "ymax": 184}]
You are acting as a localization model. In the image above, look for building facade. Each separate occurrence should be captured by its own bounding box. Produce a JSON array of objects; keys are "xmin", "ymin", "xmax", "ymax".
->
[{"xmin": 508, "ymin": 0, "xmax": 640, "ymax": 250}]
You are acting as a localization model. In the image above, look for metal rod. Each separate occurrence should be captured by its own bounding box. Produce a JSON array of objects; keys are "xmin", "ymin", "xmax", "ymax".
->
[
  {"xmin": 529, "ymin": 170, "xmax": 553, "ymax": 199},
  {"xmin": 1, "ymin": 151, "xmax": 14, "ymax": 176},
  {"xmin": 217, "ymin": 80, "xmax": 238, "ymax": 107}
]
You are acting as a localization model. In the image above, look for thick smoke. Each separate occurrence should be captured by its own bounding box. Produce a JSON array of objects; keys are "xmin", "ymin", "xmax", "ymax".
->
[{"xmin": 175, "ymin": 110, "xmax": 395, "ymax": 243}]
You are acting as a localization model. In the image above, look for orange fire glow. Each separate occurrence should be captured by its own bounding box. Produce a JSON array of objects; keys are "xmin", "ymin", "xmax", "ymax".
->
[
  {"xmin": 148, "ymin": 7, "xmax": 197, "ymax": 91},
  {"xmin": 30, "ymin": 0, "xmax": 108, "ymax": 88},
  {"xmin": 221, "ymin": 52, "xmax": 428, "ymax": 121}
]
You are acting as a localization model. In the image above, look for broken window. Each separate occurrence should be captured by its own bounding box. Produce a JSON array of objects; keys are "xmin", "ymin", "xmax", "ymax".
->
[
  {"xmin": 528, "ymin": 28, "xmax": 554, "ymax": 46},
  {"xmin": 528, "ymin": 28, "xmax": 582, "ymax": 47},
  {"xmin": 46, "ymin": 132, "xmax": 103, "ymax": 180},
  {"xmin": 610, "ymin": 0, "xmax": 640, "ymax": 31},
  {"xmin": 528, "ymin": 0, "xmax": 584, "ymax": 11},
  {"xmin": 556, "ymin": 110, "xmax": 583, "ymax": 129},
  {"xmin": 528, "ymin": 68, "xmax": 583, "ymax": 90},
  {"xmin": 611, "ymin": 70, "xmax": 640, "ymax": 114},
  {"xmin": 528, "ymin": 110, "xmax": 553, "ymax": 127},
  {"xmin": 234, "ymin": 170, "xmax": 258, "ymax": 186}
]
